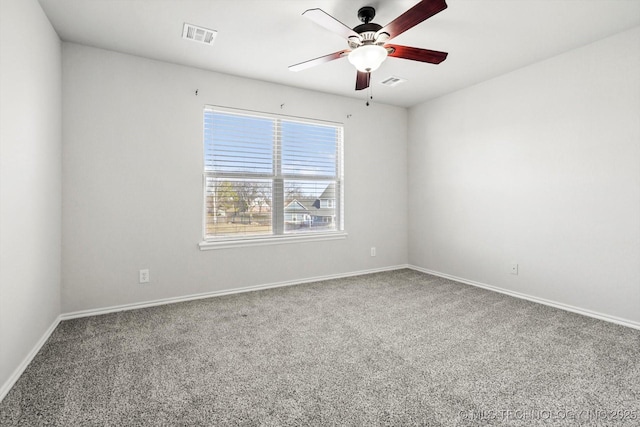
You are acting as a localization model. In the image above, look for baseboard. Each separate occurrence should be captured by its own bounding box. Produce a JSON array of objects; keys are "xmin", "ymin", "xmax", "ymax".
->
[
  {"xmin": 61, "ymin": 264, "xmax": 410, "ymax": 320},
  {"xmin": 409, "ymin": 265, "xmax": 640, "ymax": 330},
  {"xmin": 3, "ymin": 264, "xmax": 636, "ymax": 404},
  {"xmin": 1, "ymin": 265, "xmax": 409, "ymax": 403},
  {"xmin": 0, "ymin": 315, "xmax": 62, "ymax": 403}
]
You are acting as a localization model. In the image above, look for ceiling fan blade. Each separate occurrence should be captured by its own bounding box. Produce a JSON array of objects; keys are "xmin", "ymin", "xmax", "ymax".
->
[
  {"xmin": 303, "ymin": 9, "xmax": 361, "ymax": 40},
  {"xmin": 376, "ymin": 0, "xmax": 448, "ymax": 41},
  {"xmin": 386, "ymin": 44, "xmax": 448, "ymax": 64},
  {"xmin": 355, "ymin": 71, "xmax": 370, "ymax": 91},
  {"xmin": 289, "ymin": 50, "xmax": 349, "ymax": 72}
]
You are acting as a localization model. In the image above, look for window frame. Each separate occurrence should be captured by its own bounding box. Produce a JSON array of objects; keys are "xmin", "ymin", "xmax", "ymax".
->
[{"xmin": 199, "ymin": 106, "xmax": 347, "ymax": 250}]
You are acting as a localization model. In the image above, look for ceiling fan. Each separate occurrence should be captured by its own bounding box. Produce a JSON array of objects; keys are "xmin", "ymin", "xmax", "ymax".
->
[{"xmin": 289, "ymin": 0, "xmax": 449, "ymax": 91}]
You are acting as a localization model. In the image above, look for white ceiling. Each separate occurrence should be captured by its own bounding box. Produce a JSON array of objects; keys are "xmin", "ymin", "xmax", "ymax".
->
[{"xmin": 38, "ymin": 0, "xmax": 640, "ymax": 108}]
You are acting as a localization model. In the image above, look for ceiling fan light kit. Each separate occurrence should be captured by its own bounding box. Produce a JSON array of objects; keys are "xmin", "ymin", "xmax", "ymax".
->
[
  {"xmin": 348, "ymin": 44, "xmax": 388, "ymax": 73},
  {"xmin": 289, "ymin": 0, "xmax": 449, "ymax": 91}
]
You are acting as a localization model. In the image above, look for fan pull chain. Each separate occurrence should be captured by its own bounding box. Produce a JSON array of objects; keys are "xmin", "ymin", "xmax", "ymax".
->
[{"xmin": 366, "ymin": 85, "xmax": 373, "ymax": 106}]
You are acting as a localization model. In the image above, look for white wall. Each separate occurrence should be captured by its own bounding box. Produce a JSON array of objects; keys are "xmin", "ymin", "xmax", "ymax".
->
[
  {"xmin": 0, "ymin": 0, "xmax": 62, "ymax": 391},
  {"xmin": 61, "ymin": 43, "xmax": 408, "ymax": 313},
  {"xmin": 408, "ymin": 27, "xmax": 640, "ymax": 324}
]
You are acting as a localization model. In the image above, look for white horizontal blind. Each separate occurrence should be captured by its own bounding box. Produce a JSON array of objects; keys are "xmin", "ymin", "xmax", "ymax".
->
[{"xmin": 203, "ymin": 107, "xmax": 343, "ymax": 240}]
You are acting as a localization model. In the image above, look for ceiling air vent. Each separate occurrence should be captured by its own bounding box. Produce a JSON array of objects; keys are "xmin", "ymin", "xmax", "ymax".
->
[
  {"xmin": 182, "ymin": 23, "xmax": 217, "ymax": 45},
  {"xmin": 380, "ymin": 76, "xmax": 407, "ymax": 87}
]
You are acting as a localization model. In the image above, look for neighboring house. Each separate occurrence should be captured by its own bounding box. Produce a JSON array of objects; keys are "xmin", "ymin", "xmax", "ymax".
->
[
  {"xmin": 311, "ymin": 183, "xmax": 337, "ymax": 225},
  {"xmin": 284, "ymin": 200, "xmax": 312, "ymax": 227},
  {"xmin": 284, "ymin": 183, "xmax": 337, "ymax": 229}
]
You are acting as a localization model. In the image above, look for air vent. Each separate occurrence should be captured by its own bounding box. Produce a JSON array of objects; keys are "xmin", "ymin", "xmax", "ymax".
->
[
  {"xmin": 182, "ymin": 23, "xmax": 217, "ymax": 45},
  {"xmin": 380, "ymin": 76, "xmax": 407, "ymax": 87}
]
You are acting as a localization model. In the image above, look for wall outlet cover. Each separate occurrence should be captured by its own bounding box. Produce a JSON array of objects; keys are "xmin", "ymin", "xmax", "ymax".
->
[
  {"xmin": 139, "ymin": 269, "xmax": 150, "ymax": 283},
  {"xmin": 510, "ymin": 264, "xmax": 518, "ymax": 275}
]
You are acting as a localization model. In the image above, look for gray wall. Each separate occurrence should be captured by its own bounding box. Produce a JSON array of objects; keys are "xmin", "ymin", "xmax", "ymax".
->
[
  {"xmin": 61, "ymin": 43, "xmax": 408, "ymax": 313},
  {"xmin": 408, "ymin": 27, "xmax": 640, "ymax": 324},
  {"xmin": 0, "ymin": 0, "xmax": 62, "ymax": 392}
]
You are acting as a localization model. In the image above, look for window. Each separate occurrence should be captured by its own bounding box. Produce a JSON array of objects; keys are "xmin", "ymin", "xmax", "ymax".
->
[
  {"xmin": 320, "ymin": 199, "xmax": 335, "ymax": 209},
  {"xmin": 202, "ymin": 106, "xmax": 344, "ymax": 245}
]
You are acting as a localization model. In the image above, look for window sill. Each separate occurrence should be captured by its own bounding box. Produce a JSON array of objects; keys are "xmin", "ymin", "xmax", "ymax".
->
[{"xmin": 199, "ymin": 232, "xmax": 348, "ymax": 250}]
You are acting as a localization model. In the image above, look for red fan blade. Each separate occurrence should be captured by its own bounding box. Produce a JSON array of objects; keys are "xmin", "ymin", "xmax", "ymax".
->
[
  {"xmin": 289, "ymin": 50, "xmax": 349, "ymax": 72},
  {"xmin": 386, "ymin": 44, "xmax": 448, "ymax": 64},
  {"xmin": 376, "ymin": 0, "xmax": 447, "ymax": 41},
  {"xmin": 355, "ymin": 71, "xmax": 370, "ymax": 91},
  {"xmin": 303, "ymin": 9, "xmax": 361, "ymax": 40}
]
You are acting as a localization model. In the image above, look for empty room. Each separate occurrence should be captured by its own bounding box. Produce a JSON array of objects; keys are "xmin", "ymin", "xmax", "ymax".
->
[{"xmin": 1, "ymin": 0, "xmax": 639, "ymax": 425}]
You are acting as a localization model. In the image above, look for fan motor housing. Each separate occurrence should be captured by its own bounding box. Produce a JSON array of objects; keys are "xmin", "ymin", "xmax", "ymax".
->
[
  {"xmin": 353, "ymin": 22, "xmax": 382, "ymax": 36},
  {"xmin": 353, "ymin": 7, "xmax": 385, "ymax": 45}
]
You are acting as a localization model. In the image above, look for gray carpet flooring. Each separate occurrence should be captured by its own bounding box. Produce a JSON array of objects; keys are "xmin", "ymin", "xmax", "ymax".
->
[{"xmin": 1, "ymin": 269, "xmax": 639, "ymax": 426}]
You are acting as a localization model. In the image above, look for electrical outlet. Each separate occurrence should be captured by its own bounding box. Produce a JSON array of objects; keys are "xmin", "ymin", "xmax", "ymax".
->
[
  {"xmin": 370, "ymin": 247, "xmax": 376, "ymax": 257},
  {"xmin": 510, "ymin": 264, "xmax": 518, "ymax": 275},
  {"xmin": 139, "ymin": 269, "xmax": 149, "ymax": 283}
]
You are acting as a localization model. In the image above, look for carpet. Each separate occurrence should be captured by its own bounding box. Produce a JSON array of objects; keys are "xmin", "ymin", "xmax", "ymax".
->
[{"xmin": 1, "ymin": 269, "xmax": 639, "ymax": 426}]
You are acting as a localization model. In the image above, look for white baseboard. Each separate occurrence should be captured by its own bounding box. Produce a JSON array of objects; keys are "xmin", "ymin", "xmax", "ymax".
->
[
  {"xmin": 61, "ymin": 264, "xmax": 410, "ymax": 320},
  {"xmin": 7, "ymin": 263, "xmax": 633, "ymax": 405},
  {"xmin": 1, "ymin": 265, "xmax": 408, "ymax": 403},
  {"xmin": 409, "ymin": 265, "xmax": 640, "ymax": 330},
  {"xmin": 0, "ymin": 315, "xmax": 62, "ymax": 402}
]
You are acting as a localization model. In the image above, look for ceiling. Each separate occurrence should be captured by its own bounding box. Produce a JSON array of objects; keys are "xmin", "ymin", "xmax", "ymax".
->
[{"xmin": 38, "ymin": 0, "xmax": 640, "ymax": 108}]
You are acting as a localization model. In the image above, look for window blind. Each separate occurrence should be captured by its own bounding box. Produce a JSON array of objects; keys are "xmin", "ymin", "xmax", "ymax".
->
[{"xmin": 203, "ymin": 107, "xmax": 343, "ymax": 240}]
